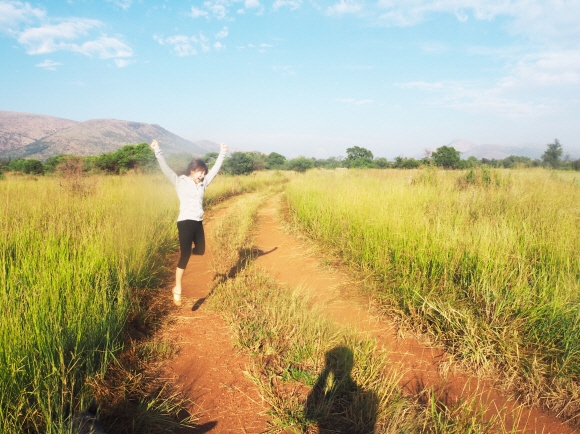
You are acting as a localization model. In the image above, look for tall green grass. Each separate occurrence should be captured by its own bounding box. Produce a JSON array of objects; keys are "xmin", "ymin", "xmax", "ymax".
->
[
  {"xmin": 0, "ymin": 170, "xmax": 287, "ymax": 433},
  {"xmin": 284, "ymin": 168, "xmax": 580, "ymax": 420},
  {"xmin": 0, "ymin": 174, "xmax": 178, "ymax": 432}
]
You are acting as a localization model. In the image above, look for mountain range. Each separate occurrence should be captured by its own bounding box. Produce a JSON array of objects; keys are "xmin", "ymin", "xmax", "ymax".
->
[
  {"xmin": 0, "ymin": 111, "xmax": 220, "ymax": 160},
  {"xmin": 2, "ymin": 110, "xmax": 577, "ymax": 162}
]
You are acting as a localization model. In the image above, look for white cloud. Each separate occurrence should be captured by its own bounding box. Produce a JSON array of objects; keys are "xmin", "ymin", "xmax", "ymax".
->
[
  {"xmin": 35, "ymin": 59, "xmax": 60, "ymax": 70},
  {"xmin": 397, "ymin": 79, "xmax": 552, "ymax": 118},
  {"xmin": 199, "ymin": 33, "xmax": 210, "ymax": 52},
  {"xmin": 75, "ymin": 36, "xmax": 133, "ymax": 59},
  {"xmin": 114, "ymin": 58, "xmax": 134, "ymax": 67},
  {"xmin": 398, "ymin": 48, "xmax": 580, "ymax": 119},
  {"xmin": 17, "ymin": 18, "xmax": 101, "ymax": 54},
  {"xmin": 454, "ymin": 8, "xmax": 468, "ymax": 22},
  {"xmin": 189, "ymin": 6, "xmax": 209, "ymax": 18},
  {"xmin": 0, "ymin": 1, "xmax": 45, "ymax": 33},
  {"xmin": 2, "ymin": 2, "xmax": 133, "ymax": 66},
  {"xmin": 215, "ymin": 26, "xmax": 228, "ymax": 38},
  {"xmin": 259, "ymin": 42, "xmax": 272, "ymax": 52},
  {"xmin": 327, "ymin": 0, "xmax": 362, "ymax": 15},
  {"xmin": 17, "ymin": 20, "xmax": 133, "ymax": 65},
  {"xmin": 107, "ymin": 0, "xmax": 132, "ymax": 10},
  {"xmin": 245, "ymin": 0, "xmax": 260, "ymax": 8},
  {"xmin": 445, "ymin": 90, "xmax": 551, "ymax": 118},
  {"xmin": 273, "ymin": 0, "xmax": 302, "ymax": 11},
  {"xmin": 155, "ymin": 32, "xmax": 218, "ymax": 55},
  {"xmin": 238, "ymin": 42, "xmax": 273, "ymax": 52},
  {"xmin": 375, "ymin": 0, "xmax": 580, "ymax": 45},
  {"xmin": 337, "ymin": 98, "xmax": 374, "ymax": 105},
  {"xmin": 155, "ymin": 35, "xmax": 198, "ymax": 56},
  {"xmin": 203, "ymin": 0, "xmax": 227, "ymax": 19},
  {"xmin": 499, "ymin": 50, "xmax": 580, "ymax": 88}
]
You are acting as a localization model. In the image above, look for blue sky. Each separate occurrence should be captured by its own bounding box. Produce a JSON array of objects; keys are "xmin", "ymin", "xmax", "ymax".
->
[{"xmin": 1, "ymin": 0, "xmax": 579, "ymax": 158}]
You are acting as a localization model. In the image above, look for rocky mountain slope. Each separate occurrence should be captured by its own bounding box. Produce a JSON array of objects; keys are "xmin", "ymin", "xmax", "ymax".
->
[
  {"xmin": 0, "ymin": 111, "xmax": 78, "ymax": 154},
  {"xmin": 0, "ymin": 111, "xmax": 218, "ymax": 160}
]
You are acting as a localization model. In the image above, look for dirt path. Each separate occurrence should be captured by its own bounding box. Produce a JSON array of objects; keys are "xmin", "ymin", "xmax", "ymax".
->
[
  {"xmin": 253, "ymin": 195, "xmax": 577, "ymax": 434},
  {"xmin": 159, "ymin": 194, "xmax": 577, "ymax": 433},
  {"xmin": 162, "ymin": 204, "xmax": 269, "ymax": 433}
]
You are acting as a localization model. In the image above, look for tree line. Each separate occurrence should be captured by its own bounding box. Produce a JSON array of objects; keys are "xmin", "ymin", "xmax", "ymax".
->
[{"xmin": 1, "ymin": 139, "xmax": 578, "ymax": 179}]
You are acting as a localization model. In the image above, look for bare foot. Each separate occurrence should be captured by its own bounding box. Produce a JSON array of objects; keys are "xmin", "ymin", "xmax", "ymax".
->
[{"xmin": 172, "ymin": 287, "xmax": 182, "ymax": 306}]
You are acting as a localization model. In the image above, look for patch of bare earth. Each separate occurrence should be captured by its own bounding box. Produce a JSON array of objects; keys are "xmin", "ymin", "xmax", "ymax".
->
[
  {"xmin": 161, "ymin": 206, "xmax": 269, "ymax": 433},
  {"xmin": 253, "ymin": 195, "xmax": 577, "ymax": 434}
]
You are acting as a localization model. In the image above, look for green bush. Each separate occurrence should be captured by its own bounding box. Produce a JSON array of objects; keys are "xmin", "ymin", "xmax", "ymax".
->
[
  {"xmin": 346, "ymin": 146, "xmax": 373, "ymax": 168},
  {"xmin": 7, "ymin": 158, "xmax": 45, "ymax": 175},
  {"xmin": 432, "ymin": 146, "xmax": 460, "ymax": 169},
  {"xmin": 374, "ymin": 157, "xmax": 389, "ymax": 169},
  {"xmin": 223, "ymin": 152, "xmax": 255, "ymax": 175},
  {"xmin": 393, "ymin": 156, "xmax": 421, "ymax": 169},
  {"xmin": 93, "ymin": 143, "xmax": 156, "ymax": 174},
  {"xmin": 287, "ymin": 156, "xmax": 314, "ymax": 172},
  {"xmin": 266, "ymin": 152, "xmax": 286, "ymax": 169}
]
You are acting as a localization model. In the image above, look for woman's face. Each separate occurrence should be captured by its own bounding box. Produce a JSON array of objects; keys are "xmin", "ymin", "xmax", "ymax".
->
[{"xmin": 190, "ymin": 169, "xmax": 205, "ymax": 184}]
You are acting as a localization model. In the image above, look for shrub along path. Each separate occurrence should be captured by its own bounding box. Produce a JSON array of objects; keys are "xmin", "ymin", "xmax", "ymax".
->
[{"xmin": 252, "ymin": 195, "xmax": 577, "ymax": 434}]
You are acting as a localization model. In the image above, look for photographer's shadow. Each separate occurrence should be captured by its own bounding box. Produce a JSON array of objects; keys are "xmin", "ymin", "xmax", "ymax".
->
[{"xmin": 305, "ymin": 346, "xmax": 378, "ymax": 434}]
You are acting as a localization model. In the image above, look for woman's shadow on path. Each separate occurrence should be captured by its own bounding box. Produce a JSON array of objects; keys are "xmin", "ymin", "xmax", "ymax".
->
[
  {"xmin": 191, "ymin": 247, "xmax": 277, "ymax": 311},
  {"xmin": 305, "ymin": 346, "xmax": 378, "ymax": 434}
]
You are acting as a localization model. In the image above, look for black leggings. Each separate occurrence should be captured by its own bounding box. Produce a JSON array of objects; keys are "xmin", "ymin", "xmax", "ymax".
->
[{"xmin": 177, "ymin": 220, "xmax": 205, "ymax": 269}]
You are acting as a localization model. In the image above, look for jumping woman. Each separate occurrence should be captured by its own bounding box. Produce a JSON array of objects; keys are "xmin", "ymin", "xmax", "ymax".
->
[{"xmin": 150, "ymin": 139, "xmax": 227, "ymax": 306}]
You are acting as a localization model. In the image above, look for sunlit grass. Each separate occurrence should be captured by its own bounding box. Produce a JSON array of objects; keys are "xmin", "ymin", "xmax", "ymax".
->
[
  {"xmin": 0, "ymin": 174, "xmax": 176, "ymax": 433},
  {"xmin": 284, "ymin": 167, "xmax": 580, "ymax": 420},
  {"xmin": 0, "ymin": 170, "xmax": 287, "ymax": 433},
  {"xmin": 206, "ymin": 189, "xmax": 503, "ymax": 433}
]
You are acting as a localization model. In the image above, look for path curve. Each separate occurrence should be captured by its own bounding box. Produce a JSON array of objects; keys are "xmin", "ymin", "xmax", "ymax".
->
[{"xmin": 253, "ymin": 194, "xmax": 577, "ymax": 434}]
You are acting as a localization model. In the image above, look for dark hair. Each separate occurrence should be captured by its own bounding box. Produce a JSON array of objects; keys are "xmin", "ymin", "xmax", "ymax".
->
[{"xmin": 186, "ymin": 159, "xmax": 208, "ymax": 176}]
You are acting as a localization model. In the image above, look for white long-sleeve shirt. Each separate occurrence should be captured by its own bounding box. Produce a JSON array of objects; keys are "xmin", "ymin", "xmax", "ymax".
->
[{"xmin": 154, "ymin": 146, "xmax": 226, "ymax": 222}]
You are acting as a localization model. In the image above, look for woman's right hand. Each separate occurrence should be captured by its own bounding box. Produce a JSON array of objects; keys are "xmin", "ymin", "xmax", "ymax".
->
[{"xmin": 150, "ymin": 139, "xmax": 159, "ymax": 149}]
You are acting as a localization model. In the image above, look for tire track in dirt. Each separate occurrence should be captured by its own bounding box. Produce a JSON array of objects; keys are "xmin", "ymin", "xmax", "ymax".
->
[
  {"xmin": 160, "ymin": 201, "xmax": 270, "ymax": 433},
  {"xmin": 253, "ymin": 194, "xmax": 577, "ymax": 434}
]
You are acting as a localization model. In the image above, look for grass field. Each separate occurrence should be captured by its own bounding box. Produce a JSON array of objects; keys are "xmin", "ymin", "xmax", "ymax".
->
[
  {"xmin": 284, "ymin": 168, "xmax": 580, "ymax": 420},
  {"xmin": 3, "ymin": 166, "xmax": 577, "ymax": 431},
  {"xmin": 206, "ymin": 189, "xmax": 508, "ymax": 433},
  {"xmin": 0, "ymin": 171, "xmax": 287, "ymax": 433}
]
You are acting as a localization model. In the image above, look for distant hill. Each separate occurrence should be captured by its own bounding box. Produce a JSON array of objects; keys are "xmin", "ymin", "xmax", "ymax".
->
[
  {"xmin": 447, "ymin": 139, "xmax": 545, "ymax": 160},
  {"xmin": 0, "ymin": 111, "xmax": 219, "ymax": 160},
  {"xmin": 0, "ymin": 111, "xmax": 77, "ymax": 153}
]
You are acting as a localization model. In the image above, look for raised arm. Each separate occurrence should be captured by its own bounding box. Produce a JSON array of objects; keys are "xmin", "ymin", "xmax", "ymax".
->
[
  {"xmin": 150, "ymin": 140, "xmax": 178, "ymax": 187},
  {"xmin": 204, "ymin": 143, "xmax": 228, "ymax": 186}
]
